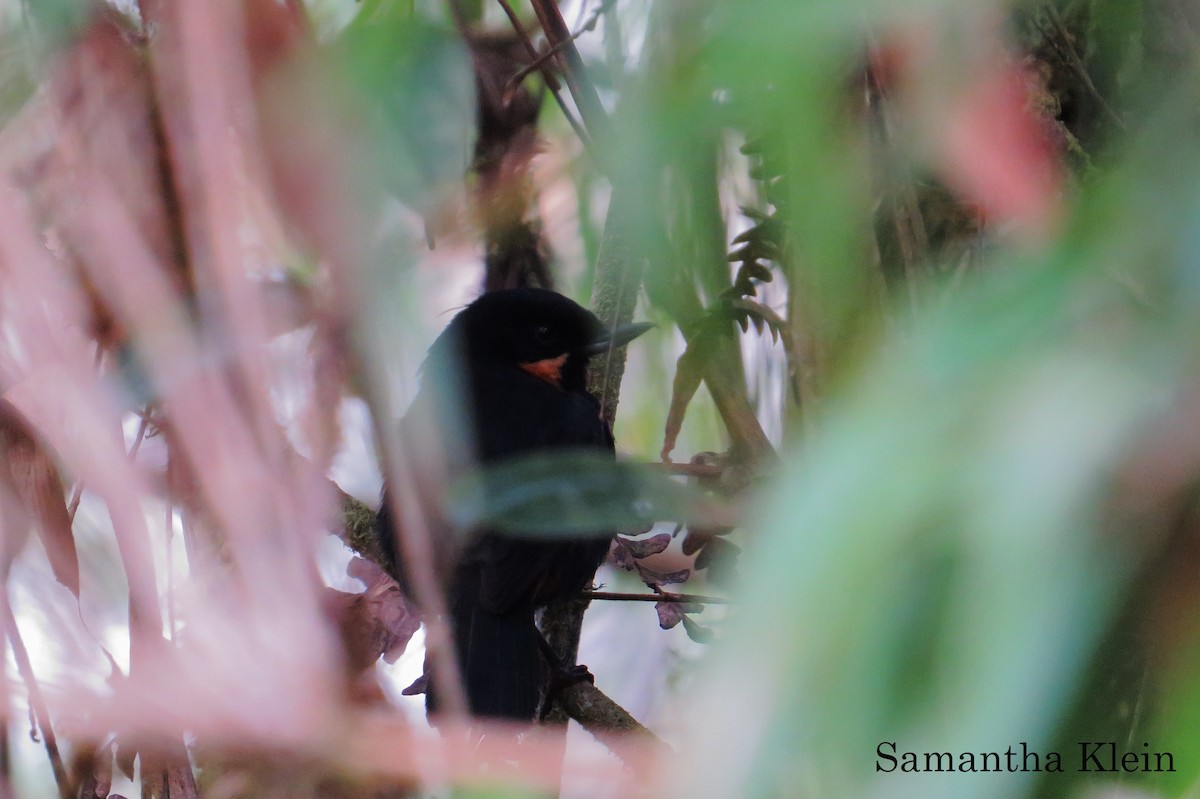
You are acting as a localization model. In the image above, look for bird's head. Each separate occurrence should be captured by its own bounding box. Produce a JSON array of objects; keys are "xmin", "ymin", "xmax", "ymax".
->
[{"xmin": 430, "ymin": 288, "xmax": 651, "ymax": 391}]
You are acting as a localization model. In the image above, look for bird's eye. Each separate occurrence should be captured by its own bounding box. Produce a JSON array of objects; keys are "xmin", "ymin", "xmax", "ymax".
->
[{"xmin": 533, "ymin": 323, "xmax": 555, "ymax": 344}]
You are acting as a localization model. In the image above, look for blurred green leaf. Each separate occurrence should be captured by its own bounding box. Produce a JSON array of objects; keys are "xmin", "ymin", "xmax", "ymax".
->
[
  {"xmin": 444, "ymin": 450, "xmax": 727, "ymax": 537},
  {"xmin": 335, "ymin": 2, "xmax": 473, "ymax": 206},
  {"xmin": 450, "ymin": 785, "xmax": 550, "ymax": 799},
  {"xmin": 666, "ymin": 16, "xmax": 1200, "ymax": 786},
  {"xmin": 26, "ymin": 0, "xmax": 89, "ymax": 44}
]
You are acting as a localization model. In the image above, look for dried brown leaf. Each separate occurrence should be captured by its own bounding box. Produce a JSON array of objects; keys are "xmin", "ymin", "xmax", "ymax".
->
[
  {"xmin": 618, "ymin": 532, "xmax": 671, "ymax": 559},
  {"xmin": 338, "ymin": 557, "xmax": 421, "ymax": 666},
  {"xmin": 635, "ymin": 563, "xmax": 691, "ymax": 587},
  {"xmin": 661, "ymin": 337, "xmax": 713, "ymax": 462},
  {"xmin": 681, "ymin": 530, "xmax": 713, "ymax": 557},
  {"xmin": 0, "ymin": 400, "xmax": 78, "ymax": 596},
  {"xmin": 73, "ymin": 739, "xmax": 114, "ymax": 799},
  {"xmin": 608, "ymin": 537, "xmax": 635, "ymax": 571},
  {"xmin": 655, "ymin": 600, "xmax": 685, "ymax": 630}
]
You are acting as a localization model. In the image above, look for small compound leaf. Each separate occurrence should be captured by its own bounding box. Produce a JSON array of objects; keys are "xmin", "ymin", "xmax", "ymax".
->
[
  {"xmin": 681, "ymin": 615, "xmax": 715, "ymax": 644},
  {"xmin": 744, "ymin": 261, "xmax": 774, "ymax": 283},
  {"xmin": 609, "ymin": 538, "xmax": 635, "ymax": 571},
  {"xmin": 694, "ymin": 536, "xmax": 742, "ymax": 572},
  {"xmin": 705, "ymin": 555, "xmax": 740, "ymax": 588},
  {"xmin": 619, "ymin": 532, "xmax": 671, "ymax": 559},
  {"xmin": 656, "ymin": 600, "xmax": 685, "ymax": 630},
  {"xmin": 636, "ymin": 563, "xmax": 691, "ymax": 586},
  {"xmin": 681, "ymin": 530, "xmax": 713, "ymax": 557},
  {"xmin": 655, "ymin": 599, "xmax": 706, "ymax": 630},
  {"xmin": 726, "ymin": 298, "xmax": 787, "ymax": 342}
]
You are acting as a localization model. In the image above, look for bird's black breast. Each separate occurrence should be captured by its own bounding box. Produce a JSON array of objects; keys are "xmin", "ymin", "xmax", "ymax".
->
[
  {"xmin": 468, "ymin": 362, "xmax": 613, "ymax": 459},
  {"xmin": 459, "ymin": 363, "xmax": 614, "ymax": 615}
]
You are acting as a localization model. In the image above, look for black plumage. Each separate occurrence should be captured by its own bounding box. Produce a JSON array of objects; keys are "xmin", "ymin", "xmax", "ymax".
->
[{"xmin": 376, "ymin": 288, "xmax": 648, "ymax": 720}]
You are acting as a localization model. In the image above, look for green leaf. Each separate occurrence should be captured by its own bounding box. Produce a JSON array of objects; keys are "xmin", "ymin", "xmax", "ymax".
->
[
  {"xmin": 335, "ymin": 4, "xmax": 473, "ymax": 206},
  {"xmin": 28, "ymin": 0, "xmax": 90, "ymax": 45},
  {"xmin": 443, "ymin": 450, "xmax": 727, "ymax": 537}
]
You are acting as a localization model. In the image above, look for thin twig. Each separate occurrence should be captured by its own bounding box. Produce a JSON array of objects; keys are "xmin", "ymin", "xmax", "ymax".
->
[
  {"xmin": 504, "ymin": 0, "xmax": 615, "ymax": 91},
  {"xmin": 493, "ymin": 0, "xmax": 593, "ymax": 149},
  {"xmin": 583, "ymin": 590, "xmax": 730, "ymax": 605},
  {"xmin": 1044, "ymin": 8, "xmax": 1126, "ymax": 131},
  {"xmin": 527, "ymin": 0, "xmax": 612, "ymax": 144},
  {"xmin": 127, "ymin": 406, "xmax": 152, "ymax": 459},
  {"xmin": 164, "ymin": 500, "xmax": 176, "ymax": 641},
  {"xmin": 65, "ymin": 483, "xmax": 84, "ymax": 524},
  {"xmin": 492, "ymin": 0, "xmax": 561, "ymax": 91},
  {"xmin": 504, "ymin": 35, "xmax": 573, "ymax": 91},
  {"xmin": 3, "ymin": 596, "xmax": 69, "ymax": 799}
]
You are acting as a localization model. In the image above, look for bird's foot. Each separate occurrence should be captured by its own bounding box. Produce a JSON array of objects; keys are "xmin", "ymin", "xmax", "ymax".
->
[{"xmin": 538, "ymin": 661, "xmax": 595, "ymax": 721}]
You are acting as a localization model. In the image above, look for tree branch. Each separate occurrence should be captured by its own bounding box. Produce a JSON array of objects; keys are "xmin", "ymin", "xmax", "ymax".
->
[{"xmin": 583, "ymin": 590, "xmax": 730, "ymax": 605}]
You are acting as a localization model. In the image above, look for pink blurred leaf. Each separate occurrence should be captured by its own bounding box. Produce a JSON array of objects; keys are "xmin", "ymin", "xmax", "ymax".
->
[
  {"xmin": 115, "ymin": 741, "xmax": 136, "ymax": 781},
  {"xmin": 76, "ymin": 739, "xmax": 115, "ymax": 799},
  {"xmin": 40, "ymin": 9, "xmax": 193, "ymax": 349},
  {"xmin": 162, "ymin": 757, "xmax": 199, "ymax": 799},
  {"xmin": 339, "ymin": 557, "xmax": 421, "ymax": 665},
  {"xmin": 937, "ymin": 63, "xmax": 1063, "ymax": 238},
  {"xmin": 0, "ymin": 400, "xmax": 79, "ymax": 596}
]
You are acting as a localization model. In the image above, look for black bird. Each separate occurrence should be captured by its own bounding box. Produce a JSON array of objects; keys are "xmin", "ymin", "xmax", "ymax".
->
[{"xmin": 376, "ymin": 288, "xmax": 651, "ymax": 720}]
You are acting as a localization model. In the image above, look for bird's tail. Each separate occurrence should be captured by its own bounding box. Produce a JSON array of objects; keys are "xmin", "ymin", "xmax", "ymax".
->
[{"xmin": 426, "ymin": 571, "xmax": 542, "ymax": 721}]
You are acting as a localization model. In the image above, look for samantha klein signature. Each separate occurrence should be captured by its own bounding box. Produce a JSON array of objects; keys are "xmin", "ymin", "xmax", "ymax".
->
[{"xmin": 876, "ymin": 741, "xmax": 1176, "ymax": 773}]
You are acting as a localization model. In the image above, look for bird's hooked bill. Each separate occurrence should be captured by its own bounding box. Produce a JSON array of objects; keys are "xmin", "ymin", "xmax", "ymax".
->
[{"xmin": 582, "ymin": 322, "xmax": 654, "ymax": 356}]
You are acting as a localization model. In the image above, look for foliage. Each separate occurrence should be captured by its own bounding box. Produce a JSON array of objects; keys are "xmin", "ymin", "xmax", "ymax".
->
[{"xmin": 0, "ymin": 0, "xmax": 1197, "ymax": 797}]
